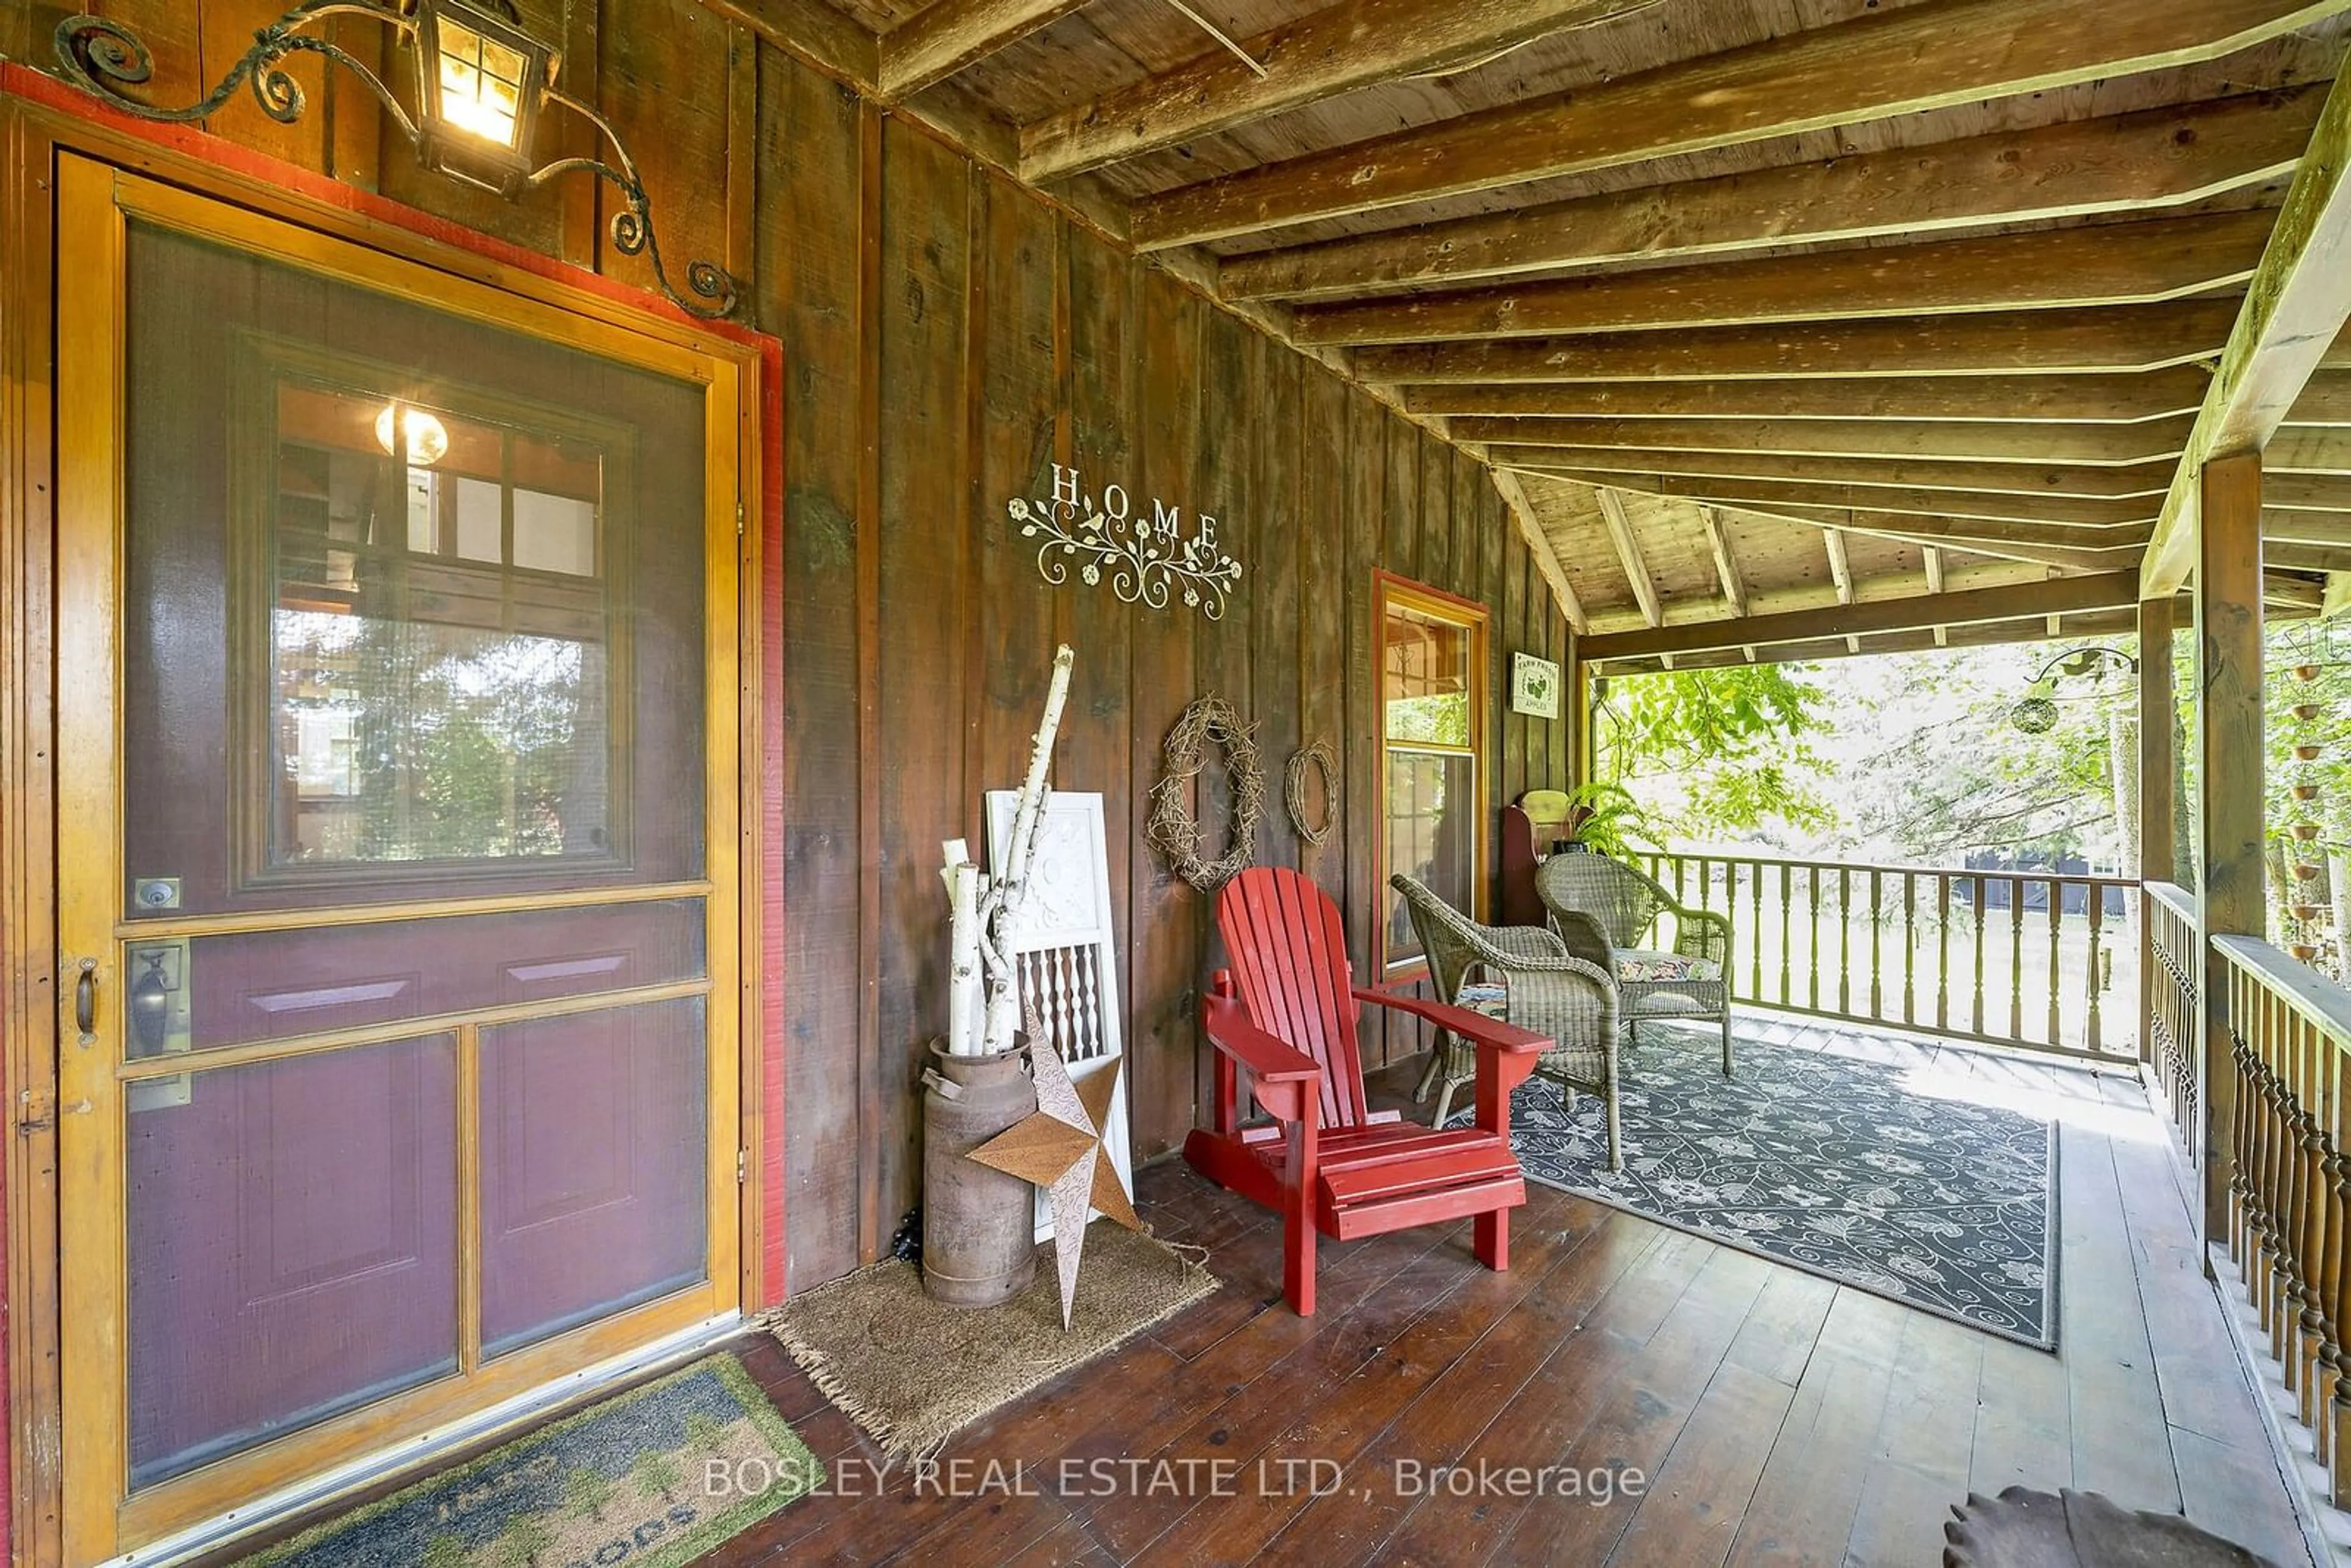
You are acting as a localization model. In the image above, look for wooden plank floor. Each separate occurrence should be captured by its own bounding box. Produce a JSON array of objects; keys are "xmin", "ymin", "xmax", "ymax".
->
[{"xmin": 206, "ymin": 1015, "xmax": 2316, "ymax": 1567}]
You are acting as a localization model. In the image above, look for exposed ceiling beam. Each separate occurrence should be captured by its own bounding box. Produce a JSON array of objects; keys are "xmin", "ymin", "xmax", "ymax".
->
[
  {"xmin": 2289, "ymin": 370, "xmax": 2351, "ymax": 424},
  {"xmin": 2267, "ymin": 571, "xmax": 2330, "ymax": 610},
  {"xmin": 1490, "ymin": 468, "xmax": 1589, "ymax": 634},
  {"xmin": 1824, "ymin": 529, "xmax": 1860, "ymax": 650},
  {"xmin": 2145, "ymin": 70, "xmax": 2351, "ymax": 595},
  {"xmin": 2260, "ymin": 472, "xmax": 2351, "ymax": 509},
  {"xmin": 1221, "ymin": 91, "xmax": 2320, "ymax": 302},
  {"xmin": 877, "ymin": 0, "xmax": 1093, "ymax": 97},
  {"xmin": 1580, "ymin": 571, "xmax": 2143, "ymax": 661},
  {"xmin": 2267, "ymin": 542, "xmax": 2351, "ymax": 572},
  {"xmin": 1019, "ymin": 0, "xmax": 1651, "ymax": 183},
  {"xmin": 1477, "ymin": 446, "xmax": 2175, "ymax": 499},
  {"xmin": 2262, "ymin": 425, "xmax": 2351, "ymax": 471},
  {"xmin": 1748, "ymin": 507, "xmax": 2154, "ymax": 551},
  {"xmin": 1404, "ymin": 370, "xmax": 2214, "ymax": 426},
  {"xmin": 1594, "ymin": 604, "xmax": 2178, "ymax": 673},
  {"xmin": 1289, "ymin": 211, "xmax": 2270, "ymax": 347},
  {"xmin": 1449, "ymin": 415, "xmax": 2191, "ymax": 467},
  {"xmin": 1594, "ymin": 488, "xmax": 1663, "ymax": 628},
  {"xmin": 1924, "ymin": 547, "xmax": 1949, "ymax": 643},
  {"xmin": 1699, "ymin": 506, "xmax": 1749, "ymax": 620},
  {"xmin": 1353, "ymin": 300, "xmax": 2239, "ymax": 384},
  {"xmin": 1499, "ymin": 469, "xmax": 2158, "ymax": 528},
  {"xmin": 2264, "ymin": 510, "xmax": 2351, "ymax": 546},
  {"xmin": 1126, "ymin": 0, "xmax": 2345, "ymax": 249}
]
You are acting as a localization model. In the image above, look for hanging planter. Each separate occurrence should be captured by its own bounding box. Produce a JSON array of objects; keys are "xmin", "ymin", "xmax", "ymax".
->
[
  {"xmin": 2294, "ymin": 860, "xmax": 2325, "ymax": 881},
  {"xmin": 2294, "ymin": 902, "xmax": 2327, "ymax": 923},
  {"xmin": 2294, "ymin": 702, "xmax": 2325, "ymax": 722},
  {"xmin": 2293, "ymin": 820, "xmax": 2324, "ymax": 841},
  {"xmin": 2295, "ymin": 783, "xmax": 2322, "ymax": 801},
  {"xmin": 2295, "ymin": 664, "xmax": 2323, "ymax": 682},
  {"xmin": 2293, "ymin": 942, "xmax": 2322, "ymax": 962},
  {"xmin": 2295, "ymin": 743, "xmax": 2325, "ymax": 762}
]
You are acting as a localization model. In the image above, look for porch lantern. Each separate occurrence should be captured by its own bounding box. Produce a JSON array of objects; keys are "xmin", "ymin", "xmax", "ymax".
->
[
  {"xmin": 52, "ymin": 1, "xmax": 740, "ymax": 319},
  {"xmin": 412, "ymin": 0, "xmax": 555, "ymax": 196}
]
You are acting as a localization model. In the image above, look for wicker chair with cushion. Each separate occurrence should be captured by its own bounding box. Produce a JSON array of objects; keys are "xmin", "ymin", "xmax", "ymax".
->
[
  {"xmin": 1390, "ymin": 872, "xmax": 1624, "ymax": 1171},
  {"xmin": 1535, "ymin": 852, "xmax": 1734, "ymax": 1076}
]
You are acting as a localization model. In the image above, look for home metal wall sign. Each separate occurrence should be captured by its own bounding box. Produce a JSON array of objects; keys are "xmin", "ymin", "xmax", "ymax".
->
[{"xmin": 1008, "ymin": 464, "xmax": 1243, "ymax": 621}]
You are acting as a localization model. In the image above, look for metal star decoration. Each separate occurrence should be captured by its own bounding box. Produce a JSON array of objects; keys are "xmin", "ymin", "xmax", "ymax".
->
[{"xmin": 966, "ymin": 1033, "xmax": 1139, "ymax": 1327}]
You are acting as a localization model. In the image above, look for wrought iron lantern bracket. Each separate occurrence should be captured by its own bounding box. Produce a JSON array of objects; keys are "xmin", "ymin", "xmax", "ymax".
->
[{"xmin": 54, "ymin": 0, "xmax": 741, "ymax": 320}]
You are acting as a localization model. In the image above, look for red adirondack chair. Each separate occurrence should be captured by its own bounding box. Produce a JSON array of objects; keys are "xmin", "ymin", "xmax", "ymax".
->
[{"xmin": 1183, "ymin": 866, "xmax": 1548, "ymax": 1316}]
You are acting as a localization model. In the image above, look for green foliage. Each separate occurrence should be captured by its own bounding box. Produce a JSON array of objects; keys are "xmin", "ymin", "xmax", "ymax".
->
[
  {"xmin": 631, "ymin": 1449, "xmax": 684, "ymax": 1502},
  {"xmin": 1558, "ymin": 782, "xmax": 1657, "ymax": 859},
  {"xmin": 1595, "ymin": 665, "xmax": 1832, "ymax": 841}
]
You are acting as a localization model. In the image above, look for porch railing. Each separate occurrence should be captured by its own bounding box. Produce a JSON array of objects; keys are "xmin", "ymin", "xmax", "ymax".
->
[
  {"xmin": 1631, "ymin": 850, "xmax": 2140, "ymax": 1060},
  {"xmin": 2145, "ymin": 881, "xmax": 2200, "ymax": 1135},
  {"xmin": 2219, "ymin": 935, "xmax": 2351, "ymax": 1505}
]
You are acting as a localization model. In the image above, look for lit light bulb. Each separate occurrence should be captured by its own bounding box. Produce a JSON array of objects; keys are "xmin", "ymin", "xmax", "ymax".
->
[{"xmin": 375, "ymin": 403, "xmax": 450, "ymax": 466}]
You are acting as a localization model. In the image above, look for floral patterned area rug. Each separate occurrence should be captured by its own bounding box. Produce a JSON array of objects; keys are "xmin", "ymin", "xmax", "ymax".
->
[{"xmin": 1483, "ymin": 1024, "xmax": 2057, "ymax": 1349}]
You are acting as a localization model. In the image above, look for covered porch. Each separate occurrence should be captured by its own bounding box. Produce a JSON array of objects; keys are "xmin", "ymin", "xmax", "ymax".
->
[{"xmin": 7, "ymin": 0, "xmax": 2351, "ymax": 1563}]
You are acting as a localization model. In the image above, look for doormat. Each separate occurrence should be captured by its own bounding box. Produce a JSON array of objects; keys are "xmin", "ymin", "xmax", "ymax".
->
[
  {"xmin": 1462, "ymin": 1022, "xmax": 2059, "ymax": 1348},
  {"xmin": 764, "ymin": 1222, "xmax": 1216, "ymax": 1466},
  {"xmin": 241, "ymin": 1354, "xmax": 815, "ymax": 1567}
]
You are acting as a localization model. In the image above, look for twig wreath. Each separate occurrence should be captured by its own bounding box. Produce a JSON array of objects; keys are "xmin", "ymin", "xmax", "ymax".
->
[
  {"xmin": 1284, "ymin": 741, "xmax": 1338, "ymax": 848},
  {"xmin": 1146, "ymin": 696, "xmax": 1266, "ymax": 892}
]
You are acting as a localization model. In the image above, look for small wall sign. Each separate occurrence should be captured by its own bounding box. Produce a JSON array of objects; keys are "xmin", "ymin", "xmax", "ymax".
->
[
  {"xmin": 1008, "ymin": 464, "xmax": 1243, "ymax": 621},
  {"xmin": 1512, "ymin": 653, "xmax": 1561, "ymax": 719}
]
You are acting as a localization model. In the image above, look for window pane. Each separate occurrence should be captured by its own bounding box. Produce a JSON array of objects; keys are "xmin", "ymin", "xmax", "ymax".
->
[
  {"xmin": 1385, "ymin": 604, "xmax": 1473, "ymax": 745},
  {"xmin": 1384, "ymin": 749, "xmax": 1477, "ymax": 968},
  {"xmin": 514, "ymin": 489, "xmax": 596, "ymax": 576}
]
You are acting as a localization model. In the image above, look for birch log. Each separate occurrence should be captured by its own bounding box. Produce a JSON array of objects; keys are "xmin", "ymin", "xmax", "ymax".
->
[
  {"xmin": 979, "ymin": 645, "xmax": 1078, "ymax": 1058},
  {"xmin": 942, "ymin": 846, "xmax": 983, "ymax": 1057}
]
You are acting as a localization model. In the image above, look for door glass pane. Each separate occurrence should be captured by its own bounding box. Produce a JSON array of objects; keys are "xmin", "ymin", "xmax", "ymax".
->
[
  {"xmin": 122, "ymin": 222, "xmax": 708, "ymax": 918},
  {"xmin": 1384, "ymin": 750, "xmax": 1477, "ymax": 967},
  {"xmin": 480, "ymin": 997, "xmax": 708, "ymax": 1357},
  {"xmin": 126, "ymin": 1035, "xmax": 460, "ymax": 1487}
]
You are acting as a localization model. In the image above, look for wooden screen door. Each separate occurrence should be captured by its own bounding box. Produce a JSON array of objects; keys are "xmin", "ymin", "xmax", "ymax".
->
[{"xmin": 50, "ymin": 157, "xmax": 748, "ymax": 1561}]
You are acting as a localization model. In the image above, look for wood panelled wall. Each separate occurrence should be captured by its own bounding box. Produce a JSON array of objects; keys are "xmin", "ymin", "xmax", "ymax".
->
[{"xmin": 1, "ymin": 0, "xmax": 1576, "ymax": 1294}]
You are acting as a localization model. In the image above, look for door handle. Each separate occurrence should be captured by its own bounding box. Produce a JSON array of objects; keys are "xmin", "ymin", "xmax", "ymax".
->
[{"xmin": 74, "ymin": 958, "xmax": 96, "ymax": 1043}]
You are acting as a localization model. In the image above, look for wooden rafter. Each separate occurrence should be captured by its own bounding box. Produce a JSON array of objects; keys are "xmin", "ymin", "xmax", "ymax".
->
[
  {"xmin": 1127, "ymin": 0, "xmax": 2344, "ymax": 248},
  {"xmin": 1460, "ymin": 413, "xmax": 2190, "ymax": 465},
  {"xmin": 1288, "ymin": 211, "xmax": 2271, "ymax": 347},
  {"xmin": 2260, "ymin": 472, "xmax": 2351, "ymax": 509},
  {"xmin": 1578, "ymin": 571, "xmax": 2143, "ymax": 661},
  {"xmin": 1404, "ymin": 370, "xmax": 2214, "ymax": 426},
  {"xmin": 2265, "ymin": 511, "xmax": 2351, "ymax": 546},
  {"xmin": 1594, "ymin": 487, "xmax": 1662, "ymax": 628},
  {"xmin": 2289, "ymin": 370, "xmax": 2351, "ymax": 424},
  {"xmin": 1740, "ymin": 507, "xmax": 2154, "ymax": 552},
  {"xmin": 2262, "ymin": 424, "xmax": 2351, "ymax": 471},
  {"xmin": 2145, "ymin": 70, "xmax": 2351, "ymax": 595},
  {"xmin": 1924, "ymin": 546, "xmax": 1949, "ymax": 643},
  {"xmin": 877, "ymin": 0, "xmax": 1094, "ymax": 97},
  {"xmin": 1220, "ymin": 92, "xmax": 2321, "ymax": 302},
  {"xmin": 1502, "ymin": 470, "xmax": 2158, "ymax": 528},
  {"xmin": 1354, "ymin": 301, "xmax": 2239, "ymax": 384},
  {"xmin": 1018, "ymin": 0, "xmax": 1650, "ymax": 183},
  {"xmin": 1477, "ymin": 448, "xmax": 2176, "ymax": 500},
  {"xmin": 1490, "ymin": 468, "xmax": 1589, "ymax": 634},
  {"xmin": 2267, "ymin": 542, "xmax": 2351, "ymax": 572},
  {"xmin": 1823, "ymin": 528, "xmax": 1861, "ymax": 651},
  {"xmin": 1699, "ymin": 506, "xmax": 1748, "ymax": 620}
]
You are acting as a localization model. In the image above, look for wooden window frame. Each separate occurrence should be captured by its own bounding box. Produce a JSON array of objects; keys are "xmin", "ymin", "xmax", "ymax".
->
[{"xmin": 1373, "ymin": 570, "xmax": 1490, "ymax": 979}]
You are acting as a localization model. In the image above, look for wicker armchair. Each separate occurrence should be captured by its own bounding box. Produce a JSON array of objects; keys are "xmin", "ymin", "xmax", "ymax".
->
[
  {"xmin": 1535, "ymin": 852, "xmax": 1734, "ymax": 1076},
  {"xmin": 1390, "ymin": 872, "xmax": 1624, "ymax": 1171}
]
